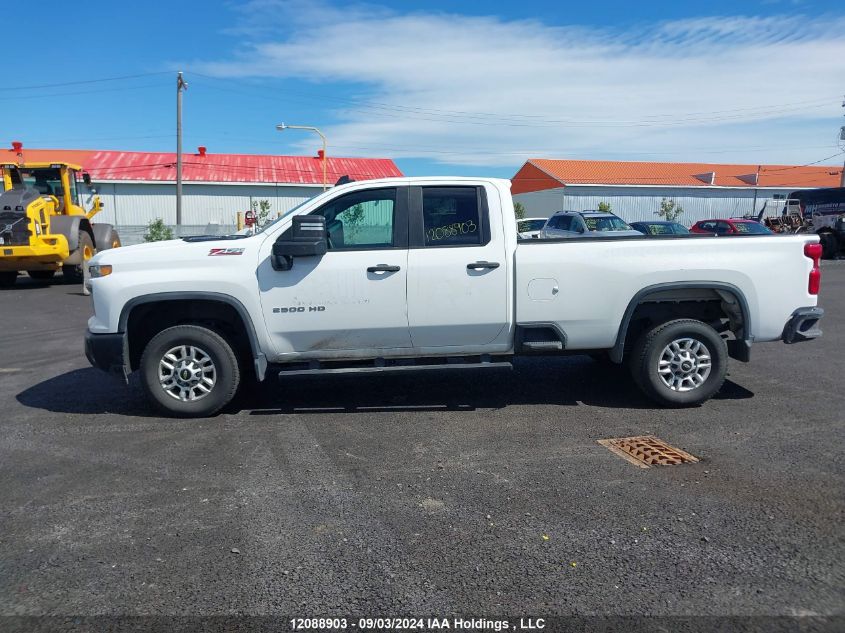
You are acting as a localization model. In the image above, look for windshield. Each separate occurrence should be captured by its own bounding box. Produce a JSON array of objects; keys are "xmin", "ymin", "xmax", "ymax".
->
[
  {"xmin": 583, "ymin": 216, "xmax": 633, "ymax": 232},
  {"xmin": 518, "ymin": 219, "xmax": 546, "ymax": 232},
  {"xmin": 253, "ymin": 197, "xmax": 316, "ymax": 235},
  {"xmin": 733, "ymin": 221, "xmax": 771, "ymax": 234},
  {"xmin": 642, "ymin": 222, "xmax": 689, "ymax": 235},
  {"xmin": 21, "ymin": 168, "xmax": 63, "ymax": 197}
]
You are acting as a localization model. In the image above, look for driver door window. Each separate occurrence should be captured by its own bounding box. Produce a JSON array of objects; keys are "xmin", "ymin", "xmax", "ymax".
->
[{"xmin": 315, "ymin": 188, "xmax": 398, "ymax": 250}]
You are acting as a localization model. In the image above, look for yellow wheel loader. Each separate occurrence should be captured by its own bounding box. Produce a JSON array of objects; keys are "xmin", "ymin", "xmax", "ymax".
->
[{"xmin": 0, "ymin": 162, "xmax": 121, "ymax": 287}]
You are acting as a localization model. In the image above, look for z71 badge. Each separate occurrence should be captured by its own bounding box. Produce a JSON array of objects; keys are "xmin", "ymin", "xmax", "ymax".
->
[{"xmin": 208, "ymin": 247, "xmax": 245, "ymax": 256}]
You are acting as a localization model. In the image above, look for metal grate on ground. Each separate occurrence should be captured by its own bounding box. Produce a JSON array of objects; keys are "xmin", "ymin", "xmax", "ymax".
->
[{"xmin": 598, "ymin": 435, "xmax": 699, "ymax": 469}]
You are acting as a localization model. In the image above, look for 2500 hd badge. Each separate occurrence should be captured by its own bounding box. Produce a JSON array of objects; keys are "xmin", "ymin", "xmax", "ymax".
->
[{"xmin": 273, "ymin": 305, "xmax": 326, "ymax": 313}]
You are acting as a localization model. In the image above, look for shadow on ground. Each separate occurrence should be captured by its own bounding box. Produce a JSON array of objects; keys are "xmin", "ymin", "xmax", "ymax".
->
[{"xmin": 16, "ymin": 357, "xmax": 754, "ymax": 417}]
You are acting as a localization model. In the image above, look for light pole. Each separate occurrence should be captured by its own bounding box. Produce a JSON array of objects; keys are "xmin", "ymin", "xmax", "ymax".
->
[{"xmin": 276, "ymin": 123, "xmax": 328, "ymax": 191}]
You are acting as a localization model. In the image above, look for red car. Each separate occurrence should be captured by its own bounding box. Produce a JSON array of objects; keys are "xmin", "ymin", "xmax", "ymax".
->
[{"xmin": 690, "ymin": 218, "xmax": 773, "ymax": 235}]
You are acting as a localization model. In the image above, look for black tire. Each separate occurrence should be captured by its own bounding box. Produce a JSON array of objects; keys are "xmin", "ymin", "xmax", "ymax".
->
[
  {"xmin": 0, "ymin": 271, "xmax": 17, "ymax": 287},
  {"xmin": 140, "ymin": 325, "xmax": 240, "ymax": 418},
  {"xmin": 62, "ymin": 231, "xmax": 95, "ymax": 282},
  {"xmin": 628, "ymin": 319, "xmax": 727, "ymax": 407},
  {"xmin": 28, "ymin": 270, "xmax": 56, "ymax": 280},
  {"xmin": 818, "ymin": 232, "xmax": 838, "ymax": 260}
]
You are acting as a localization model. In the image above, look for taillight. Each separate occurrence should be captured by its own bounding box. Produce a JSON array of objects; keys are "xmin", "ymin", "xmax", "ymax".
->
[{"xmin": 804, "ymin": 242, "xmax": 822, "ymax": 295}]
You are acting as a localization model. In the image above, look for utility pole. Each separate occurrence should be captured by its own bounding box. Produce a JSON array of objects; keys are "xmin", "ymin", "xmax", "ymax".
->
[
  {"xmin": 176, "ymin": 71, "xmax": 188, "ymax": 229},
  {"xmin": 840, "ymin": 95, "xmax": 845, "ymax": 187}
]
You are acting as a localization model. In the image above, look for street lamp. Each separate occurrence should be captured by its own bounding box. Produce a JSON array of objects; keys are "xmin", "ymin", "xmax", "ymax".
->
[{"xmin": 276, "ymin": 123, "xmax": 328, "ymax": 191}]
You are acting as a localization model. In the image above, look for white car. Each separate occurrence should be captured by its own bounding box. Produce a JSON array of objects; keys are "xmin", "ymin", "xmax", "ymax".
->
[
  {"xmin": 541, "ymin": 210, "xmax": 644, "ymax": 239},
  {"xmin": 517, "ymin": 217, "xmax": 548, "ymax": 239},
  {"xmin": 85, "ymin": 177, "xmax": 824, "ymax": 417}
]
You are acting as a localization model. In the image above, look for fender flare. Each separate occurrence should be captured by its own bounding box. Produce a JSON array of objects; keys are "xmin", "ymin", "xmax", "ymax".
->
[
  {"xmin": 49, "ymin": 216, "xmax": 92, "ymax": 251},
  {"xmin": 118, "ymin": 291, "xmax": 267, "ymax": 381},
  {"xmin": 91, "ymin": 223, "xmax": 117, "ymax": 250},
  {"xmin": 610, "ymin": 281, "xmax": 752, "ymax": 363}
]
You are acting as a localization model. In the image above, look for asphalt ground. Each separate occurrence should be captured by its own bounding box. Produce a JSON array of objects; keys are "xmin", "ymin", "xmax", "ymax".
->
[{"xmin": 0, "ymin": 264, "xmax": 843, "ymax": 630}]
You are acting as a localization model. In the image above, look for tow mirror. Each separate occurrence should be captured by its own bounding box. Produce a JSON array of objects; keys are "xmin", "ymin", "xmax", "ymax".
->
[{"xmin": 272, "ymin": 214, "xmax": 328, "ymax": 271}]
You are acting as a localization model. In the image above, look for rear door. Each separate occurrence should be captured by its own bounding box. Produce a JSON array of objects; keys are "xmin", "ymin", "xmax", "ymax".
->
[{"xmin": 406, "ymin": 185, "xmax": 509, "ymax": 348}]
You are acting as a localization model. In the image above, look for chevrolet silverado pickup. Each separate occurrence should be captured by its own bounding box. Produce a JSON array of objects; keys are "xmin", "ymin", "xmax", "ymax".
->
[{"xmin": 84, "ymin": 177, "xmax": 824, "ymax": 417}]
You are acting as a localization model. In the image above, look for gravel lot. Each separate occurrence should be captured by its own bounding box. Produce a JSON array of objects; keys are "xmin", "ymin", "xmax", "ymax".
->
[{"xmin": 0, "ymin": 264, "xmax": 843, "ymax": 627}]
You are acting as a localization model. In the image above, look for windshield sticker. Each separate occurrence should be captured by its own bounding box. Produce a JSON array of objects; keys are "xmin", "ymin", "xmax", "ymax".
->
[{"xmin": 209, "ymin": 247, "xmax": 245, "ymax": 256}]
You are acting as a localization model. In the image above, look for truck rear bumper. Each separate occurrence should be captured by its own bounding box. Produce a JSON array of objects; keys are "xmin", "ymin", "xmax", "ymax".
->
[
  {"xmin": 782, "ymin": 307, "xmax": 824, "ymax": 344},
  {"xmin": 85, "ymin": 330, "xmax": 129, "ymax": 380}
]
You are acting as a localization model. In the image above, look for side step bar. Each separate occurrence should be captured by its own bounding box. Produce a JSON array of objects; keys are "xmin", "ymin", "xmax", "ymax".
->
[{"xmin": 278, "ymin": 359, "xmax": 512, "ymax": 379}]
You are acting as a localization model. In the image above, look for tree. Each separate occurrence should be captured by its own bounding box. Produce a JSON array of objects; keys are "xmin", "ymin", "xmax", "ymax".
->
[
  {"xmin": 343, "ymin": 203, "xmax": 366, "ymax": 240},
  {"xmin": 597, "ymin": 201, "xmax": 612, "ymax": 213},
  {"xmin": 251, "ymin": 199, "xmax": 273, "ymax": 228},
  {"xmin": 656, "ymin": 197, "xmax": 684, "ymax": 222},
  {"xmin": 513, "ymin": 201, "xmax": 526, "ymax": 220},
  {"xmin": 143, "ymin": 218, "xmax": 174, "ymax": 242}
]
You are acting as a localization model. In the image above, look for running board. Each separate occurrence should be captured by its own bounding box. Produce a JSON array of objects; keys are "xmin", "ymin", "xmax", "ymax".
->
[{"xmin": 277, "ymin": 360, "xmax": 513, "ymax": 379}]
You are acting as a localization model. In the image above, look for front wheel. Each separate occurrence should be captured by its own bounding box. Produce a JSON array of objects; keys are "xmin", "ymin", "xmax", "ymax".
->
[
  {"xmin": 629, "ymin": 319, "xmax": 727, "ymax": 407},
  {"xmin": 62, "ymin": 231, "xmax": 95, "ymax": 282},
  {"xmin": 28, "ymin": 270, "xmax": 56, "ymax": 280},
  {"xmin": 0, "ymin": 271, "xmax": 18, "ymax": 287},
  {"xmin": 140, "ymin": 325, "xmax": 240, "ymax": 418}
]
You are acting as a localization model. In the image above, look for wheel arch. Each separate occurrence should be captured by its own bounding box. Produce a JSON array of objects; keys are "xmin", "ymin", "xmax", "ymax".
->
[
  {"xmin": 119, "ymin": 292, "xmax": 267, "ymax": 381},
  {"xmin": 610, "ymin": 281, "xmax": 752, "ymax": 364}
]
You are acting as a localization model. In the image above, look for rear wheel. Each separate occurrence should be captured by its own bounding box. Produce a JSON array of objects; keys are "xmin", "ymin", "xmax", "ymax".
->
[
  {"xmin": 28, "ymin": 270, "xmax": 56, "ymax": 280},
  {"xmin": 0, "ymin": 271, "xmax": 17, "ymax": 287},
  {"xmin": 62, "ymin": 231, "xmax": 95, "ymax": 282},
  {"xmin": 140, "ymin": 325, "xmax": 240, "ymax": 418},
  {"xmin": 629, "ymin": 319, "xmax": 727, "ymax": 407}
]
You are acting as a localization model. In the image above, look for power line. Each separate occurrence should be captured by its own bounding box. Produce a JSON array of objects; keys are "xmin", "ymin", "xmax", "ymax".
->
[{"xmin": 4, "ymin": 71, "xmax": 174, "ymax": 91}]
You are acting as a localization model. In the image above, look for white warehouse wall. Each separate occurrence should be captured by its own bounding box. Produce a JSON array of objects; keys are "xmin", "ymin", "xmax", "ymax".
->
[
  {"xmin": 513, "ymin": 185, "xmax": 795, "ymax": 227},
  {"xmin": 88, "ymin": 182, "xmax": 322, "ymax": 227}
]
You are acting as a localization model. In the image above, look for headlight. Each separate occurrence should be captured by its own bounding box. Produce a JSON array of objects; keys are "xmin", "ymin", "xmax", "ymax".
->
[{"xmin": 89, "ymin": 264, "xmax": 113, "ymax": 278}]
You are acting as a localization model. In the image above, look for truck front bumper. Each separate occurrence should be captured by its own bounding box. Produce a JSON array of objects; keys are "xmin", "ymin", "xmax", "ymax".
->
[
  {"xmin": 85, "ymin": 329, "xmax": 129, "ymax": 380},
  {"xmin": 782, "ymin": 307, "xmax": 824, "ymax": 344}
]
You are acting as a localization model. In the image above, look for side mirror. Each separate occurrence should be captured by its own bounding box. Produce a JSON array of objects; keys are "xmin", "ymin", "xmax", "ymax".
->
[
  {"xmin": 82, "ymin": 172, "xmax": 92, "ymax": 186},
  {"xmin": 272, "ymin": 214, "xmax": 328, "ymax": 271}
]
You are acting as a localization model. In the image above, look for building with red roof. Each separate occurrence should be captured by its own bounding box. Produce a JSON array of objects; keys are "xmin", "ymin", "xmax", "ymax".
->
[
  {"xmin": 511, "ymin": 158, "xmax": 844, "ymax": 225},
  {"xmin": 4, "ymin": 143, "xmax": 403, "ymax": 240}
]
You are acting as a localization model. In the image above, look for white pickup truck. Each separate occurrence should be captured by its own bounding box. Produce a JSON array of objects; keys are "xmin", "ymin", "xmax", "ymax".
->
[{"xmin": 84, "ymin": 177, "xmax": 824, "ymax": 417}]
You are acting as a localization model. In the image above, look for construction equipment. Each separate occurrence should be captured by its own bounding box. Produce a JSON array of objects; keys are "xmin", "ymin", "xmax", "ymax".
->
[
  {"xmin": 755, "ymin": 187, "xmax": 845, "ymax": 258},
  {"xmin": 0, "ymin": 161, "xmax": 121, "ymax": 286}
]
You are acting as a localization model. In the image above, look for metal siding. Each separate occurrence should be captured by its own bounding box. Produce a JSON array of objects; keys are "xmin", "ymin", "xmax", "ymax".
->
[{"xmin": 514, "ymin": 186, "xmax": 796, "ymax": 226}]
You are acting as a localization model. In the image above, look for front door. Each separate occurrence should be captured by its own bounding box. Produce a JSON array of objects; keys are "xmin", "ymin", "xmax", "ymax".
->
[
  {"xmin": 406, "ymin": 185, "xmax": 509, "ymax": 348},
  {"xmin": 258, "ymin": 186, "xmax": 412, "ymax": 356}
]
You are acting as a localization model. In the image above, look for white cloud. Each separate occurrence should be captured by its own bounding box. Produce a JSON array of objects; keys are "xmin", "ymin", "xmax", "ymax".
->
[{"xmin": 197, "ymin": 1, "xmax": 845, "ymax": 167}]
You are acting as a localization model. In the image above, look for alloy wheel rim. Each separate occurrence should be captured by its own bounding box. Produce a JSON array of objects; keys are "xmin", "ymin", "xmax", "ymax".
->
[
  {"xmin": 158, "ymin": 345, "xmax": 217, "ymax": 401},
  {"xmin": 657, "ymin": 337, "xmax": 712, "ymax": 392}
]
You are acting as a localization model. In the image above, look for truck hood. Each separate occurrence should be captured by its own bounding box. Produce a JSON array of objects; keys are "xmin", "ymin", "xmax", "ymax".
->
[{"xmin": 91, "ymin": 235, "xmax": 262, "ymax": 267}]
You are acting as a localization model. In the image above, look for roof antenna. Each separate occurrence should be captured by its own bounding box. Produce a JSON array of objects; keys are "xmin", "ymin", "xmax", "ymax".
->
[{"xmin": 335, "ymin": 175, "xmax": 355, "ymax": 186}]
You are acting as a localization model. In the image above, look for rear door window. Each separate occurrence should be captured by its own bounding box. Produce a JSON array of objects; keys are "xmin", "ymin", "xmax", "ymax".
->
[{"xmin": 420, "ymin": 186, "xmax": 487, "ymax": 247}]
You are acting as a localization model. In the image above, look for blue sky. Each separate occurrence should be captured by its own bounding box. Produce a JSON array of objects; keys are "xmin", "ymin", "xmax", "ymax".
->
[{"xmin": 2, "ymin": 0, "xmax": 844, "ymax": 178}]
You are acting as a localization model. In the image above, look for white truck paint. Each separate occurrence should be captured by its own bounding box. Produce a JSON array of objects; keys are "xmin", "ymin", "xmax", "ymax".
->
[{"xmin": 84, "ymin": 177, "xmax": 824, "ymax": 417}]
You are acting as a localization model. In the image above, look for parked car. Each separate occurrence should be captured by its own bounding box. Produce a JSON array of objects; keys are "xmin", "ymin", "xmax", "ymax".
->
[
  {"xmin": 517, "ymin": 217, "xmax": 548, "ymax": 239},
  {"xmin": 690, "ymin": 219, "xmax": 773, "ymax": 235},
  {"xmin": 630, "ymin": 221, "xmax": 689, "ymax": 235},
  {"xmin": 540, "ymin": 211, "xmax": 643, "ymax": 239},
  {"xmin": 85, "ymin": 177, "xmax": 823, "ymax": 417}
]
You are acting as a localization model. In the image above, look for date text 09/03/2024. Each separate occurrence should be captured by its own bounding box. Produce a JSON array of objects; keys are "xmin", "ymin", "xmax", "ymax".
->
[{"xmin": 289, "ymin": 617, "xmax": 546, "ymax": 631}]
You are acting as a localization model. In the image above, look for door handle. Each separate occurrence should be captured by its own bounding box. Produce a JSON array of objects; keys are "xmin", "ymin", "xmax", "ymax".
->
[
  {"xmin": 467, "ymin": 261, "xmax": 500, "ymax": 270},
  {"xmin": 367, "ymin": 264, "xmax": 401, "ymax": 273}
]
